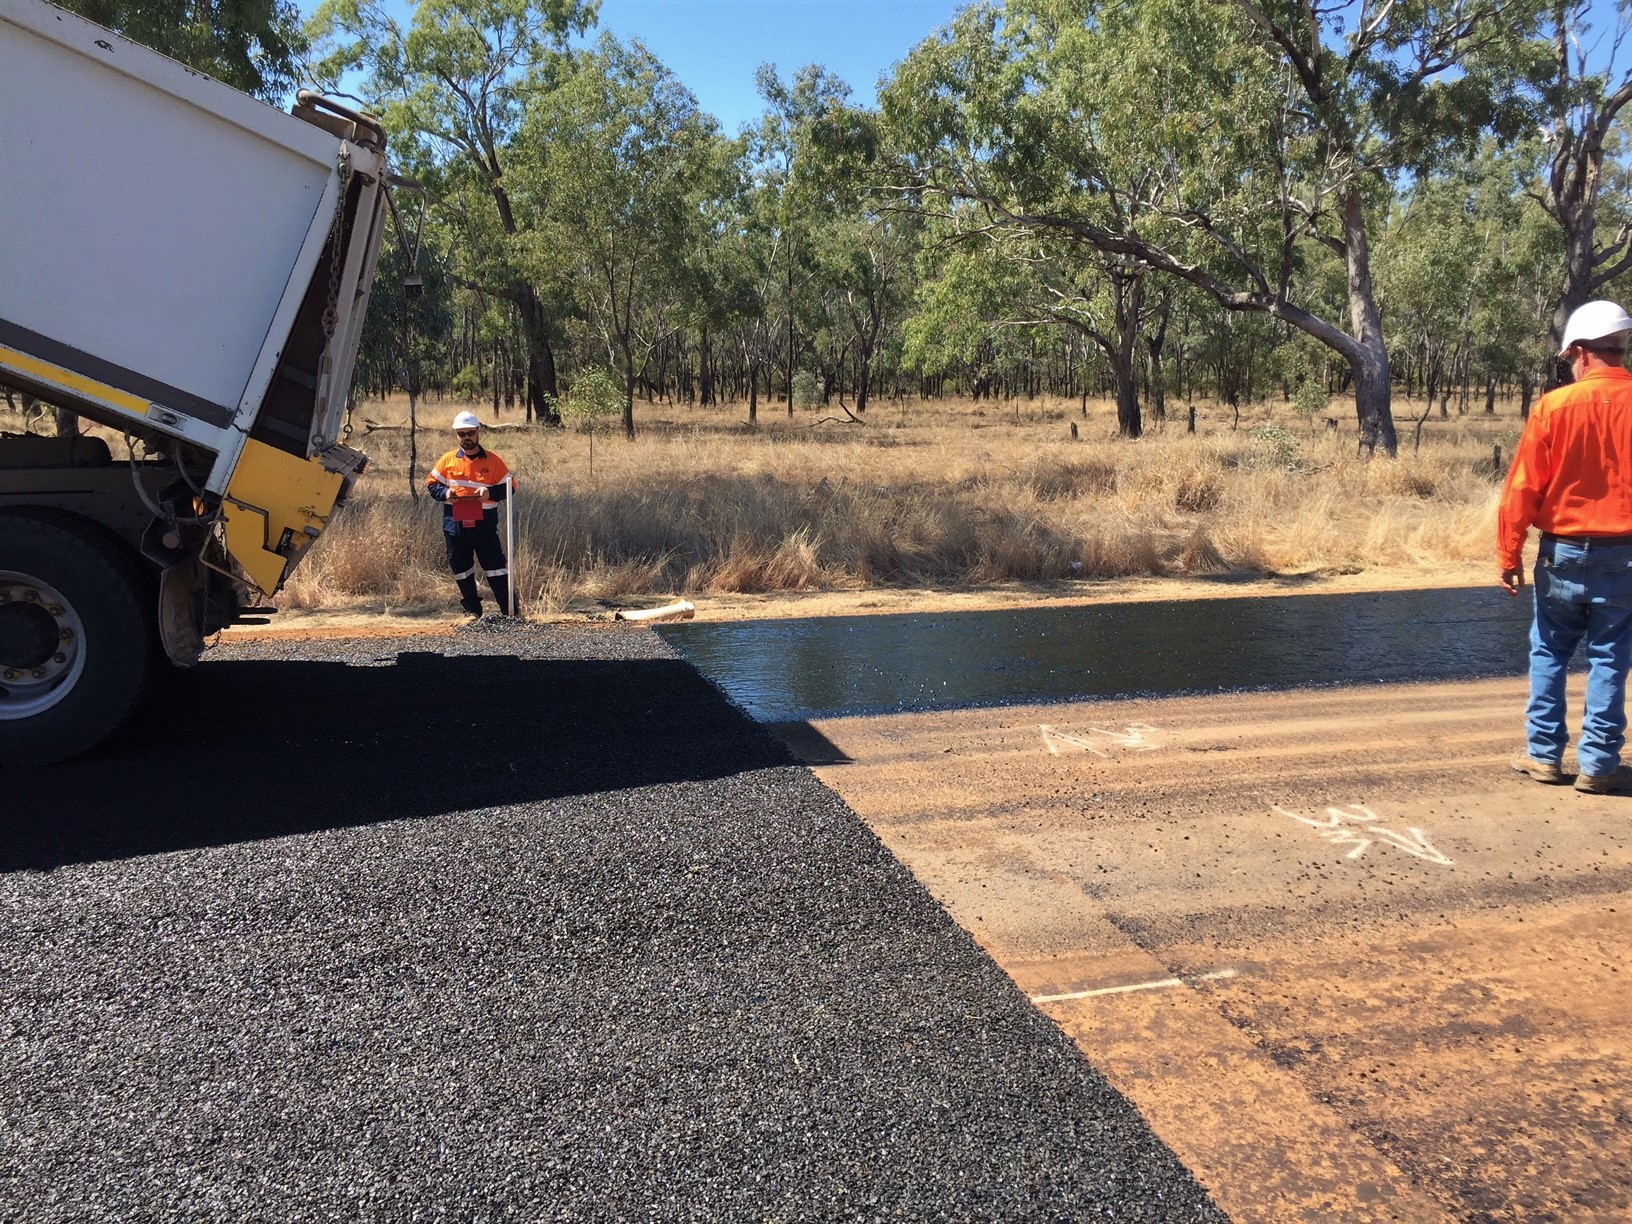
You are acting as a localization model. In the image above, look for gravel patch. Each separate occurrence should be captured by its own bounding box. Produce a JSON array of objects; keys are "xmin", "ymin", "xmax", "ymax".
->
[{"xmin": 1, "ymin": 622, "xmax": 1225, "ymax": 1222}]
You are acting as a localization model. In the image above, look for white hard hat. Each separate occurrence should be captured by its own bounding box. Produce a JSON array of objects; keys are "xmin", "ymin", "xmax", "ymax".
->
[
  {"xmin": 1559, "ymin": 300, "xmax": 1632, "ymax": 355},
  {"xmin": 451, "ymin": 410, "xmax": 482, "ymax": 431}
]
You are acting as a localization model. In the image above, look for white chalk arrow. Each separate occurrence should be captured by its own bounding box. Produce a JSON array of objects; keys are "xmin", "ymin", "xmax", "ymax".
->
[
  {"xmin": 1270, "ymin": 804, "xmax": 1452, "ymax": 866},
  {"xmin": 1041, "ymin": 723, "xmax": 1162, "ymax": 756}
]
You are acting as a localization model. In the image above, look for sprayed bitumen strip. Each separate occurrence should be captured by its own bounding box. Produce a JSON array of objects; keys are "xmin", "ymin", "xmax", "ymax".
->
[
  {"xmin": 0, "ymin": 623, "xmax": 1225, "ymax": 1223},
  {"xmin": 660, "ymin": 586, "xmax": 1533, "ymax": 722}
]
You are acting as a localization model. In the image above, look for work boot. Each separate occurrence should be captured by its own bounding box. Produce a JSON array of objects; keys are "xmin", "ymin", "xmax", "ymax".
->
[
  {"xmin": 1510, "ymin": 753, "xmax": 1566, "ymax": 784},
  {"xmin": 456, "ymin": 575, "xmax": 482, "ymax": 619},
  {"xmin": 1574, "ymin": 765, "xmax": 1632, "ymax": 794}
]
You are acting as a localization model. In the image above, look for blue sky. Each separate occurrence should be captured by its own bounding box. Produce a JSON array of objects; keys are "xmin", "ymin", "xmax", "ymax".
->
[
  {"xmin": 594, "ymin": 0, "xmax": 964, "ymax": 133},
  {"xmin": 300, "ymin": 0, "xmax": 965, "ymax": 133}
]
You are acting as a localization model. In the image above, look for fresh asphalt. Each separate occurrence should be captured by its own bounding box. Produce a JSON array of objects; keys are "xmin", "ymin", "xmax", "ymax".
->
[{"xmin": 0, "ymin": 621, "xmax": 1225, "ymax": 1222}]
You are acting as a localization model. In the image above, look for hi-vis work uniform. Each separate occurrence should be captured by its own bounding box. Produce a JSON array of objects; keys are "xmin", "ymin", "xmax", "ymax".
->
[
  {"xmin": 428, "ymin": 445, "xmax": 513, "ymax": 616},
  {"xmin": 1498, "ymin": 364, "xmax": 1632, "ymax": 778}
]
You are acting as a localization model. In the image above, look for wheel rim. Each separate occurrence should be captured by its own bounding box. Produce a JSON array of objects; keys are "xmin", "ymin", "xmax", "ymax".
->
[{"xmin": 0, "ymin": 570, "xmax": 86, "ymax": 720}]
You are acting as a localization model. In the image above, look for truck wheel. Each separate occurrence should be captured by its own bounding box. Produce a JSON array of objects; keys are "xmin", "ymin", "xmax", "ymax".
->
[{"xmin": 0, "ymin": 514, "xmax": 155, "ymax": 766}]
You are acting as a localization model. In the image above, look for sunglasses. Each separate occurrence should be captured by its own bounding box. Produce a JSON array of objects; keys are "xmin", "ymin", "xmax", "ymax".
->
[{"xmin": 456, "ymin": 429, "xmax": 479, "ymax": 439}]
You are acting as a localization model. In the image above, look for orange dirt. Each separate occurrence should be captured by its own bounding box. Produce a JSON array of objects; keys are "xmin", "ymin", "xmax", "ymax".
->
[{"xmin": 785, "ymin": 674, "xmax": 1632, "ymax": 1223}]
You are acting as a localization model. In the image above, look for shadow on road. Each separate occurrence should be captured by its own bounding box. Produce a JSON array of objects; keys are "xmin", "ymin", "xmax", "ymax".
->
[{"xmin": 4, "ymin": 650, "xmax": 790, "ymax": 872}]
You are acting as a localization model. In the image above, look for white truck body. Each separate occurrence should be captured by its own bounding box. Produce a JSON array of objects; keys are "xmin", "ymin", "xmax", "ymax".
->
[
  {"xmin": 1, "ymin": 0, "xmax": 385, "ymax": 493},
  {"xmin": 0, "ymin": 0, "xmax": 392, "ymax": 763}
]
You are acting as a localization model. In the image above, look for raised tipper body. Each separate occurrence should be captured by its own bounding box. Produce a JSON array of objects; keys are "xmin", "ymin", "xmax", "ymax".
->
[{"xmin": 0, "ymin": 0, "xmax": 392, "ymax": 762}]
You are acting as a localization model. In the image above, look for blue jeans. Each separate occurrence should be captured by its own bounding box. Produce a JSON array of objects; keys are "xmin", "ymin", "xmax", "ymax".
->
[{"xmin": 1527, "ymin": 537, "xmax": 1632, "ymax": 775}]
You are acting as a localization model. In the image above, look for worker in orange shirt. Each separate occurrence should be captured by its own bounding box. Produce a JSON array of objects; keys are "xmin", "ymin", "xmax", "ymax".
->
[
  {"xmin": 428, "ymin": 410, "xmax": 514, "ymax": 619},
  {"xmin": 1500, "ymin": 300, "xmax": 1632, "ymax": 793}
]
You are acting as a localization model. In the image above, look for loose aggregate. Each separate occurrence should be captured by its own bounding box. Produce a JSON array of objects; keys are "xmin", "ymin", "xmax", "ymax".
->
[{"xmin": 1, "ymin": 621, "xmax": 1225, "ymax": 1222}]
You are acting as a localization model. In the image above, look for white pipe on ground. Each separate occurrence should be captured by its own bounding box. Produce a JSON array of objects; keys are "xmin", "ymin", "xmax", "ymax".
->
[{"xmin": 614, "ymin": 600, "xmax": 696, "ymax": 623}]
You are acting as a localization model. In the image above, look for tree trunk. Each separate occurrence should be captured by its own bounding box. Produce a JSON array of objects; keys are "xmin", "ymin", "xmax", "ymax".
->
[
  {"xmin": 786, "ymin": 262, "xmax": 796, "ymax": 417},
  {"xmin": 1352, "ymin": 353, "xmax": 1394, "ymax": 458},
  {"xmin": 407, "ymin": 383, "xmax": 420, "ymax": 502},
  {"xmin": 519, "ymin": 287, "xmax": 560, "ymax": 424},
  {"xmin": 1110, "ymin": 274, "xmax": 1144, "ymax": 438},
  {"xmin": 1113, "ymin": 357, "xmax": 1140, "ymax": 437},
  {"xmin": 700, "ymin": 329, "xmax": 715, "ymax": 406},
  {"xmin": 621, "ymin": 346, "xmax": 637, "ymax": 441},
  {"xmin": 491, "ymin": 339, "xmax": 501, "ymax": 420},
  {"xmin": 1340, "ymin": 189, "xmax": 1398, "ymax": 457}
]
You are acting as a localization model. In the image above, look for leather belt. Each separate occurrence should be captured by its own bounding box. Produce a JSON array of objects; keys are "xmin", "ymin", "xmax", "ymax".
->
[{"xmin": 1541, "ymin": 532, "xmax": 1632, "ymax": 546}]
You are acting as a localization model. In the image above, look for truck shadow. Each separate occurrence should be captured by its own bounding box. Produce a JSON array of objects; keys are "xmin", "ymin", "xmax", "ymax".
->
[{"xmin": 2, "ymin": 650, "xmax": 791, "ymax": 872}]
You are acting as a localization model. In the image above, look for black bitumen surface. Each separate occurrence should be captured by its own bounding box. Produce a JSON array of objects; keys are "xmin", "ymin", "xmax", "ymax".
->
[
  {"xmin": 1, "ymin": 621, "xmax": 1226, "ymax": 1222},
  {"xmin": 660, "ymin": 586, "xmax": 1531, "ymax": 721}
]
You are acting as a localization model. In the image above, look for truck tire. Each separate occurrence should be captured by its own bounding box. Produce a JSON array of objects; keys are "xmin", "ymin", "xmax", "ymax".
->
[{"xmin": 0, "ymin": 512, "xmax": 156, "ymax": 766}]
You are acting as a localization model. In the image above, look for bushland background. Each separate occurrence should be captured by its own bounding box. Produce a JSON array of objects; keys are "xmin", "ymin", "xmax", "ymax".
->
[{"xmin": 10, "ymin": 0, "xmax": 1631, "ymax": 614}]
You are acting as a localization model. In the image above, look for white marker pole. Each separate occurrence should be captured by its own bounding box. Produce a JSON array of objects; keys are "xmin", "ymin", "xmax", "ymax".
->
[{"xmin": 505, "ymin": 474, "xmax": 518, "ymax": 617}]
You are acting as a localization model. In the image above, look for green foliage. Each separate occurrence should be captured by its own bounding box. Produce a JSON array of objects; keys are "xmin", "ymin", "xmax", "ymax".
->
[
  {"xmin": 791, "ymin": 371, "xmax": 822, "ymax": 408},
  {"xmin": 296, "ymin": 0, "xmax": 1615, "ymax": 443},
  {"xmin": 1292, "ymin": 379, "xmax": 1329, "ymax": 421},
  {"xmin": 558, "ymin": 367, "xmax": 624, "ymax": 429},
  {"xmin": 62, "ymin": 0, "xmax": 305, "ymax": 100},
  {"xmin": 511, "ymin": 33, "xmax": 725, "ymax": 436}
]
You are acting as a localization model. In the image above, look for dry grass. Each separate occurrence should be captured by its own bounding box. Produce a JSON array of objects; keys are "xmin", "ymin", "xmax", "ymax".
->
[{"xmin": 2, "ymin": 391, "xmax": 1516, "ymax": 612}]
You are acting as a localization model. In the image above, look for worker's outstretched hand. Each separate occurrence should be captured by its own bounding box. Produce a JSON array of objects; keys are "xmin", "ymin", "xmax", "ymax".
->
[{"xmin": 1501, "ymin": 567, "xmax": 1525, "ymax": 597}]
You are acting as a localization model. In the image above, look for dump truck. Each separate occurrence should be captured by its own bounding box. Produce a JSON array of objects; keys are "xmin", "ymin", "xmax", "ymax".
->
[{"xmin": 0, "ymin": 0, "xmax": 393, "ymax": 764}]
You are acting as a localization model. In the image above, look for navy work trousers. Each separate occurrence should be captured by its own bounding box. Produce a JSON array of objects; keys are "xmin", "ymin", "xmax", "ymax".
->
[{"xmin": 444, "ymin": 514, "xmax": 510, "ymax": 615}]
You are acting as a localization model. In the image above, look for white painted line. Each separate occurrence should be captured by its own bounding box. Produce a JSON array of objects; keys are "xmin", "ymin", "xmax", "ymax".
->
[{"xmin": 1031, "ymin": 968, "xmax": 1238, "ymax": 1005}]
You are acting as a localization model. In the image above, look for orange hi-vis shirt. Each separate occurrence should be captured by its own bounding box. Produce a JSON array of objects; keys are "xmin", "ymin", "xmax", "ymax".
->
[
  {"xmin": 1497, "ymin": 366, "xmax": 1632, "ymax": 571},
  {"xmin": 427, "ymin": 446, "xmax": 513, "ymax": 514}
]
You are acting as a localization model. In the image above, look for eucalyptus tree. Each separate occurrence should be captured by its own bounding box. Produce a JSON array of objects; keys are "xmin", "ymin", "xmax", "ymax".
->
[
  {"xmin": 794, "ymin": 109, "xmax": 923, "ymax": 416},
  {"xmin": 308, "ymin": 0, "xmax": 598, "ymax": 422},
  {"xmin": 907, "ymin": 218, "xmax": 1159, "ymax": 433},
  {"xmin": 1461, "ymin": 146, "xmax": 1562, "ymax": 411},
  {"xmin": 514, "ymin": 35, "xmax": 723, "ymax": 439},
  {"xmin": 812, "ymin": 210, "xmax": 919, "ymax": 413},
  {"xmin": 1527, "ymin": 0, "xmax": 1632, "ymax": 367},
  {"xmin": 880, "ymin": 3, "xmax": 1177, "ymax": 436},
  {"xmin": 1379, "ymin": 182, "xmax": 1479, "ymax": 419},
  {"xmin": 752, "ymin": 64, "xmax": 854, "ymax": 414},
  {"xmin": 62, "ymin": 0, "xmax": 304, "ymax": 99},
  {"xmin": 678, "ymin": 137, "xmax": 759, "ymax": 411},
  {"xmin": 880, "ymin": 0, "xmax": 1546, "ymax": 456}
]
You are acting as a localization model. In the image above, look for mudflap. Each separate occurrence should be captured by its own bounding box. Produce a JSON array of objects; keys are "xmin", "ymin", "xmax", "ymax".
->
[{"xmin": 157, "ymin": 557, "xmax": 206, "ymax": 667}]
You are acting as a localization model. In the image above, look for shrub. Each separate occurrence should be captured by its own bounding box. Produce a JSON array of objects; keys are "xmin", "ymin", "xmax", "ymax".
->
[
  {"xmin": 791, "ymin": 370, "xmax": 822, "ymax": 408},
  {"xmin": 560, "ymin": 367, "xmax": 625, "ymax": 428},
  {"xmin": 1247, "ymin": 423, "xmax": 1300, "ymax": 471},
  {"xmin": 1292, "ymin": 378, "xmax": 1329, "ymax": 421}
]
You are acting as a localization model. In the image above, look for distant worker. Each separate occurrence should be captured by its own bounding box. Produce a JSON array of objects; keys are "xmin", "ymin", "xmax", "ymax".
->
[
  {"xmin": 428, "ymin": 410, "xmax": 514, "ymax": 619},
  {"xmin": 1500, "ymin": 299, "xmax": 1632, "ymax": 793}
]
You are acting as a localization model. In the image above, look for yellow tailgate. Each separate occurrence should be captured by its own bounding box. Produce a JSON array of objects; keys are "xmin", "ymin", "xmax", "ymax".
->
[{"xmin": 221, "ymin": 438, "xmax": 346, "ymax": 597}]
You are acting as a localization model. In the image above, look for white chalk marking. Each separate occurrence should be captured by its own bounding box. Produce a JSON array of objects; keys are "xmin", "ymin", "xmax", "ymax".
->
[
  {"xmin": 1040, "ymin": 722, "xmax": 1162, "ymax": 757},
  {"xmin": 1270, "ymin": 803, "xmax": 1453, "ymax": 866},
  {"xmin": 1031, "ymin": 968, "xmax": 1238, "ymax": 1004}
]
